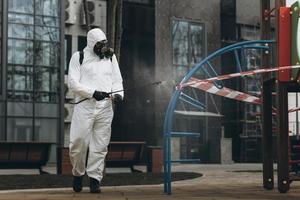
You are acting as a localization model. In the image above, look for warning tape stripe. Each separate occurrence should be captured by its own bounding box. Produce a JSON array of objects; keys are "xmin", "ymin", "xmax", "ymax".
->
[
  {"xmin": 187, "ymin": 78, "xmax": 299, "ymax": 112},
  {"xmin": 181, "ymin": 65, "xmax": 300, "ymax": 88},
  {"xmin": 178, "ymin": 65, "xmax": 300, "ymax": 105},
  {"xmin": 270, "ymin": 107, "xmax": 300, "ymax": 114},
  {"xmin": 188, "ymin": 77, "xmax": 261, "ymax": 104},
  {"xmin": 187, "ymin": 78, "xmax": 300, "ymax": 112},
  {"xmin": 289, "ymin": 107, "xmax": 300, "ymax": 113}
]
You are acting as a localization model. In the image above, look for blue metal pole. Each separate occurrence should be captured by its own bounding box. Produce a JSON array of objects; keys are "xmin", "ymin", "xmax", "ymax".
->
[
  {"xmin": 179, "ymin": 96, "xmax": 206, "ymax": 110},
  {"xmin": 163, "ymin": 131, "xmax": 168, "ymax": 193},
  {"xmin": 163, "ymin": 96, "xmax": 173, "ymax": 193},
  {"xmin": 162, "ymin": 40, "xmax": 275, "ymax": 195},
  {"xmin": 234, "ymin": 50, "xmax": 243, "ymax": 72},
  {"xmin": 180, "ymin": 40, "xmax": 274, "ymax": 85},
  {"xmin": 181, "ymin": 92, "xmax": 206, "ymax": 109},
  {"xmin": 163, "ymin": 90, "xmax": 180, "ymax": 193},
  {"xmin": 166, "ymin": 90, "xmax": 181, "ymax": 194}
]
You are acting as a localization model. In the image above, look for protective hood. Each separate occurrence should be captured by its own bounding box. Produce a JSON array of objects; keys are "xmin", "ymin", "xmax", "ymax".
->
[{"xmin": 87, "ymin": 28, "xmax": 107, "ymax": 49}]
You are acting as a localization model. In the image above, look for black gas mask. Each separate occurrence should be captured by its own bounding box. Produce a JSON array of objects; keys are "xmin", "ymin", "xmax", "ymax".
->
[{"xmin": 93, "ymin": 40, "xmax": 114, "ymax": 60}]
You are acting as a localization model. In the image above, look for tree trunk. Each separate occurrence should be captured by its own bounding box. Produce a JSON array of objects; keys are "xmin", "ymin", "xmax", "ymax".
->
[
  {"xmin": 107, "ymin": 0, "xmax": 123, "ymax": 61},
  {"xmin": 114, "ymin": 0, "xmax": 123, "ymax": 61},
  {"xmin": 82, "ymin": 0, "xmax": 91, "ymax": 32}
]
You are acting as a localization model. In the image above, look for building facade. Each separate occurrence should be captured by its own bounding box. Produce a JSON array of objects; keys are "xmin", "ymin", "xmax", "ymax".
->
[
  {"xmin": 3, "ymin": 0, "xmax": 291, "ymax": 166},
  {"xmin": 64, "ymin": 0, "xmax": 224, "ymax": 163},
  {"xmin": 64, "ymin": 0, "xmax": 107, "ymax": 147},
  {"xmin": 0, "ymin": 0, "xmax": 64, "ymax": 162}
]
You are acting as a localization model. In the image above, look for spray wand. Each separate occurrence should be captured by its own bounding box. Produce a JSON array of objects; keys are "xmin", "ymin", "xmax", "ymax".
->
[{"xmin": 67, "ymin": 81, "xmax": 162, "ymax": 105}]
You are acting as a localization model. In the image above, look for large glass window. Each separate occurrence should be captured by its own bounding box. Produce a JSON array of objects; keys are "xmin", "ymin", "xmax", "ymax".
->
[
  {"xmin": 34, "ymin": 119, "xmax": 57, "ymax": 142},
  {"xmin": 0, "ymin": 0, "xmax": 3, "ymax": 139},
  {"xmin": 7, "ymin": 102, "xmax": 33, "ymax": 116},
  {"xmin": 172, "ymin": 19, "xmax": 205, "ymax": 81},
  {"xmin": 8, "ymin": 39, "xmax": 34, "ymax": 64},
  {"xmin": 35, "ymin": 42, "xmax": 60, "ymax": 66},
  {"xmin": 173, "ymin": 21, "xmax": 188, "ymax": 66},
  {"xmin": 64, "ymin": 35, "xmax": 72, "ymax": 74},
  {"xmin": 172, "ymin": 19, "xmax": 206, "ymax": 159},
  {"xmin": 7, "ymin": 0, "xmax": 60, "ymax": 103},
  {"xmin": 78, "ymin": 36, "xmax": 87, "ymax": 51},
  {"xmin": 0, "ymin": 0, "xmax": 2, "ymax": 96},
  {"xmin": 8, "ymin": 24, "xmax": 34, "ymax": 39},
  {"xmin": 0, "ymin": 102, "xmax": 4, "ymax": 140},
  {"xmin": 8, "ymin": 0, "xmax": 34, "ymax": 14},
  {"xmin": 35, "ymin": 0, "xmax": 60, "ymax": 17},
  {"xmin": 7, "ymin": 118, "xmax": 33, "ymax": 141},
  {"xmin": 6, "ymin": 0, "xmax": 61, "ymax": 142}
]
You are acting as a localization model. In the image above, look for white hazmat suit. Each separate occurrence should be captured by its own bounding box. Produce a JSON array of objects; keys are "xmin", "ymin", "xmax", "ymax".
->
[{"xmin": 68, "ymin": 28, "xmax": 123, "ymax": 183}]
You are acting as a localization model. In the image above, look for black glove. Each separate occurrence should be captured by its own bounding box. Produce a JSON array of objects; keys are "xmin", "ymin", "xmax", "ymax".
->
[
  {"xmin": 113, "ymin": 94, "xmax": 123, "ymax": 104},
  {"xmin": 93, "ymin": 91, "xmax": 110, "ymax": 101}
]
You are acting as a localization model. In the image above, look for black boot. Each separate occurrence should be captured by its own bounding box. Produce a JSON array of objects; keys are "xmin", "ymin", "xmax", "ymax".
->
[
  {"xmin": 72, "ymin": 176, "xmax": 83, "ymax": 192},
  {"xmin": 89, "ymin": 177, "xmax": 101, "ymax": 193}
]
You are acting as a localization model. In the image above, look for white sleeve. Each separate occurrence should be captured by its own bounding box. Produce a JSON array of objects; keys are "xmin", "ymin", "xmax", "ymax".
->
[
  {"xmin": 68, "ymin": 52, "xmax": 95, "ymax": 98},
  {"xmin": 111, "ymin": 54, "xmax": 124, "ymax": 98}
]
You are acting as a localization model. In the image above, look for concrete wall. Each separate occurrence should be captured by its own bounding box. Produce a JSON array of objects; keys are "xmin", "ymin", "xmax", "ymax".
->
[
  {"xmin": 209, "ymin": 138, "xmax": 233, "ymax": 164},
  {"xmin": 110, "ymin": 2, "xmax": 156, "ymax": 150},
  {"xmin": 155, "ymin": 0, "xmax": 222, "ymax": 161},
  {"xmin": 64, "ymin": 0, "xmax": 224, "ymax": 163},
  {"xmin": 236, "ymin": 0, "xmax": 275, "ymax": 26}
]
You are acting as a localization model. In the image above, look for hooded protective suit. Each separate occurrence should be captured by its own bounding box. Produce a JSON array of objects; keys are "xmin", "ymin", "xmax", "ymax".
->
[{"xmin": 68, "ymin": 28, "xmax": 123, "ymax": 182}]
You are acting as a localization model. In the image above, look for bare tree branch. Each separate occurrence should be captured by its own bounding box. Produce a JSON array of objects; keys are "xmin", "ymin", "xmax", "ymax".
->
[
  {"xmin": 107, "ymin": 0, "xmax": 123, "ymax": 61},
  {"xmin": 114, "ymin": 0, "xmax": 123, "ymax": 61},
  {"xmin": 83, "ymin": 0, "xmax": 91, "ymax": 32},
  {"xmin": 107, "ymin": 0, "xmax": 117, "ymax": 48}
]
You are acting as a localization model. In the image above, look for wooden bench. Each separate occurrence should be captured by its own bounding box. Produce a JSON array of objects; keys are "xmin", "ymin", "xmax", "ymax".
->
[
  {"xmin": 106, "ymin": 141, "xmax": 146, "ymax": 172},
  {"xmin": 0, "ymin": 142, "xmax": 52, "ymax": 174}
]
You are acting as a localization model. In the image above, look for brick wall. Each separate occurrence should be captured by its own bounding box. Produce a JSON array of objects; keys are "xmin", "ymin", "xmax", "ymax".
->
[{"xmin": 61, "ymin": 147, "xmax": 72, "ymax": 175}]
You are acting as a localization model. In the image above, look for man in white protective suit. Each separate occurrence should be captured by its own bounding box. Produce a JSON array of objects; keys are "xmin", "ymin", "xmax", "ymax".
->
[{"xmin": 68, "ymin": 28, "xmax": 123, "ymax": 193}]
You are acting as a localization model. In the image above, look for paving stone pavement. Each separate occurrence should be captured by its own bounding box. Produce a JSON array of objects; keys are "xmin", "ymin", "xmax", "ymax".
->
[{"xmin": 0, "ymin": 164, "xmax": 300, "ymax": 200}]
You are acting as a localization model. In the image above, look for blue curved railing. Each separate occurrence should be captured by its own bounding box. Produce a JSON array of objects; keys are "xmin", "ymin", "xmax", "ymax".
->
[{"xmin": 163, "ymin": 40, "xmax": 275, "ymax": 194}]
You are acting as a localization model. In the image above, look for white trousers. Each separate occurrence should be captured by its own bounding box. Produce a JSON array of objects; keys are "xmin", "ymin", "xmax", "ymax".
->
[{"xmin": 69, "ymin": 99, "xmax": 113, "ymax": 182}]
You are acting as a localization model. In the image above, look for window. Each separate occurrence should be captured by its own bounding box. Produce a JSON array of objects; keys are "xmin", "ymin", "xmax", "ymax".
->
[
  {"xmin": 172, "ymin": 19, "xmax": 205, "ymax": 81},
  {"xmin": 65, "ymin": 35, "xmax": 72, "ymax": 74},
  {"xmin": 0, "ymin": 0, "xmax": 3, "ymax": 140},
  {"xmin": 5, "ymin": 0, "xmax": 61, "ymax": 143},
  {"xmin": 7, "ymin": 0, "xmax": 60, "ymax": 103},
  {"xmin": 78, "ymin": 36, "xmax": 87, "ymax": 51},
  {"xmin": 239, "ymin": 25, "xmax": 260, "ymax": 41},
  {"xmin": 8, "ymin": 0, "xmax": 34, "ymax": 14},
  {"xmin": 35, "ymin": 0, "xmax": 60, "ymax": 17},
  {"xmin": 7, "ymin": 118, "xmax": 33, "ymax": 141},
  {"xmin": 0, "ymin": 0, "xmax": 2, "ymax": 96}
]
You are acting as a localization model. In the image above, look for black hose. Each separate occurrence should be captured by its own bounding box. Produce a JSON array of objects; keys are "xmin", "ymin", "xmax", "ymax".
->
[
  {"xmin": 67, "ymin": 81, "xmax": 163, "ymax": 105},
  {"xmin": 66, "ymin": 98, "xmax": 89, "ymax": 105}
]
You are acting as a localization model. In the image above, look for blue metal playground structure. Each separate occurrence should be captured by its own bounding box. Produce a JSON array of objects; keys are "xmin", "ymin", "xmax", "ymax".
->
[{"xmin": 163, "ymin": 40, "xmax": 275, "ymax": 194}]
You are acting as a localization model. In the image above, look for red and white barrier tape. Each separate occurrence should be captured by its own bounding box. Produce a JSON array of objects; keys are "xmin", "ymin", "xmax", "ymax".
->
[
  {"xmin": 180, "ymin": 65, "xmax": 300, "ymax": 88},
  {"xmin": 187, "ymin": 77, "xmax": 261, "ymax": 104},
  {"xmin": 289, "ymin": 107, "xmax": 300, "ymax": 113},
  {"xmin": 177, "ymin": 65, "xmax": 300, "ymax": 105}
]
